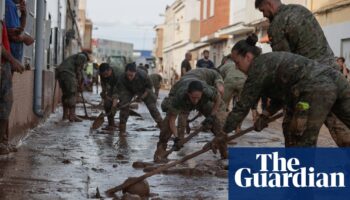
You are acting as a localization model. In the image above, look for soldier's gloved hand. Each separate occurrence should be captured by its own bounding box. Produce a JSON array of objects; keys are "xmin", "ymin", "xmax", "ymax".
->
[
  {"xmin": 201, "ymin": 115, "xmax": 215, "ymax": 128},
  {"xmin": 211, "ymin": 133, "xmax": 228, "ymax": 159},
  {"xmin": 135, "ymin": 96, "xmax": 143, "ymax": 102},
  {"xmin": 254, "ymin": 113, "xmax": 269, "ymax": 132},
  {"xmin": 112, "ymin": 98, "xmax": 119, "ymax": 108}
]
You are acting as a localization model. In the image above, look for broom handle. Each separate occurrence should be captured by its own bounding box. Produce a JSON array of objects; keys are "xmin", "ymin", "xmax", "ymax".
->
[{"xmin": 106, "ymin": 112, "xmax": 283, "ymax": 195}]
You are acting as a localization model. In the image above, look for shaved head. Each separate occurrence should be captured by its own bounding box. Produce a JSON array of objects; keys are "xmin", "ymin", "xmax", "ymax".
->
[{"xmin": 255, "ymin": 0, "xmax": 281, "ymax": 8}]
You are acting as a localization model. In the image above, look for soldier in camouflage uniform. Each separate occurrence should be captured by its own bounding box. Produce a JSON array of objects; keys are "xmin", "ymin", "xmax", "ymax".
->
[
  {"xmin": 164, "ymin": 68, "xmax": 225, "ymax": 144},
  {"xmin": 181, "ymin": 68, "xmax": 224, "ymax": 96},
  {"xmin": 154, "ymin": 79, "xmax": 227, "ymax": 162},
  {"xmin": 149, "ymin": 73, "xmax": 162, "ymax": 98},
  {"xmin": 218, "ymin": 55, "xmax": 246, "ymax": 108},
  {"xmin": 224, "ymin": 36, "xmax": 350, "ymax": 148},
  {"xmin": 117, "ymin": 63, "xmax": 163, "ymax": 135},
  {"xmin": 99, "ymin": 63, "xmax": 122, "ymax": 131},
  {"xmin": 255, "ymin": 0, "xmax": 349, "ymax": 146},
  {"xmin": 56, "ymin": 51, "xmax": 89, "ymax": 122}
]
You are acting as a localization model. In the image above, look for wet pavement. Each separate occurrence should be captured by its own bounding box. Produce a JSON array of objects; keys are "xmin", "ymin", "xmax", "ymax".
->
[{"xmin": 0, "ymin": 89, "xmax": 336, "ymax": 199}]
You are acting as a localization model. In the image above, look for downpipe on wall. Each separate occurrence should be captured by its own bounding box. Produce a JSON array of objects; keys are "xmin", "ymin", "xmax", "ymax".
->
[{"xmin": 33, "ymin": 0, "xmax": 44, "ymax": 117}]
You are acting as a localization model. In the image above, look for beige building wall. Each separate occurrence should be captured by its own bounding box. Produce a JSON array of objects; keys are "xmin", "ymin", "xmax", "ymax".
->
[
  {"xmin": 309, "ymin": 0, "xmax": 350, "ymax": 65},
  {"xmin": 162, "ymin": 0, "xmax": 200, "ymax": 85}
]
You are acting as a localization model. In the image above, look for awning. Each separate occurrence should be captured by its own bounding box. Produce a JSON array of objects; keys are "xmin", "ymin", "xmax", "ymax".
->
[{"xmin": 217, "ymin": 23, "xmax": 255, "ymax": 37}]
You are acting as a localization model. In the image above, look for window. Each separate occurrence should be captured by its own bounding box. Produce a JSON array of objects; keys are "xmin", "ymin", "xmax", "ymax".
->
[
  {"xmin": 203, "ymin": 0, "xmax": 207, "ymax": 20},
  {"xmin": 210, "ymin": 0, "xmax": 215, "ymax": 17}
]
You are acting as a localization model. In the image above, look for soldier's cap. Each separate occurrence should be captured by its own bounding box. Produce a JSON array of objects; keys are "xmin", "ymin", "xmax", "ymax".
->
[
  {"xmin": 99, "ymin": 63, "xmax": 111, "ymax": 74},
  {"xmin": 125, "ymin": 62, "xmax": 137, "ymax": 72}
]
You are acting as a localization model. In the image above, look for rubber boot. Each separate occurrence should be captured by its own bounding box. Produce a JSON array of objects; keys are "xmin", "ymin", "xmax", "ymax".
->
[
  {"xmin": 69, "ymin": 107, "xmax": 83, "ymax": 122},
  {"xmin": 172, "ymin": 137, "xmax": 183, "ymax": 151},
  {"xmin": 102, "ymin": 117, "xmax": 116, "ymax": 131},
  {"xmin": 62, "ymin": 105, "xmax": 70, "ymax": 121},
  {"xmin": 119, "ymin": 123, "xmax": 127, "ymax": 136},
  {"xmin": 153, "ymin": 142, "xmax": 168, "ymax": 163}
]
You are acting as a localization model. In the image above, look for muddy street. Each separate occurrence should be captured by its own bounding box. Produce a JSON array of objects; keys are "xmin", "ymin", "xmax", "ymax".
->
[{"xmin": 0, "ymin": 90, "xmax": 336, "ymax": 200}]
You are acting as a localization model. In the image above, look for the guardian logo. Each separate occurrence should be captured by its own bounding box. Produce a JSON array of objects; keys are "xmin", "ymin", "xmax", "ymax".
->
[{"xmin": 234, "ymin": 152, "xmax": 345, "ymax": 188}]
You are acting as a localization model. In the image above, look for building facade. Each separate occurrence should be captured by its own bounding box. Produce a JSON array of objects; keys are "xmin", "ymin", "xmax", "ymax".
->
[
  {"xmin": 160, "ymin": 0, "xmax": 201, "ymax": 85},
  {"xmin": 310, "ymin": 0, "xmax": 350, "ymax": 66}
]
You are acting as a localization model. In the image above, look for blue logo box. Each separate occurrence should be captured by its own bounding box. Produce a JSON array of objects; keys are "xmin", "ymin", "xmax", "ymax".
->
[{"xmin": 229, "ymin": 148, "xmax": 350, "ymax": 200}]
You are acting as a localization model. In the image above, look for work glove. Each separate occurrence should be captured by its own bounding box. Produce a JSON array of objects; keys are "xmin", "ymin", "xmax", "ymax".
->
[
  {"xmin": 135, "ymin": 95, "xmax": 143, "ymax": 103},
  {"xmin": 201, "ymin": 115, "xmax": 215, "ymax": 128},
  {"xmin": 210, "ymin": 133, "xmax": 228, "ymax": 159},
  {"xmin": 254, "ymin": 114, "xmax": 269, "ymax": 132},
  {"xmin": 112, "ymin": 98, "xmax": 119, "ymax": 108}
]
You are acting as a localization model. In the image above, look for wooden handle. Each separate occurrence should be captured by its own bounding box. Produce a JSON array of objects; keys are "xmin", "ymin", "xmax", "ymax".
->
[
  {"xmin": 164, "ymin": 126, "xmax": 204, "ymax": 157},
  {"xmin": 105, "ymin": 112, "xmax": 284, "ymax": 195}
]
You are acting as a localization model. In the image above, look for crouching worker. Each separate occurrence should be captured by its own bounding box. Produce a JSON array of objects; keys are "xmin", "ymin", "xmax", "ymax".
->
[
  {"xmin": 154, "ymin": 79, "xmax": 228, "ymax": 163},
  {"xmin": 56, "ymin": 51, "xmax": 90, "ymax": 122},
  {"xmin": 117, "ymin": 63, "xmax": 163, "ymax": 135},
  {"xmin": 99, "ymin": 63, "xmax": 122, "ymax": 131}
]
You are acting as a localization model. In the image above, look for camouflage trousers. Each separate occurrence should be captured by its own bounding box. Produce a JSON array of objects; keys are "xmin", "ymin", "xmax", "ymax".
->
[
  {"xmin": 0, "ymin": 62, "xmax": 13, "ymax": 120},
  {"xmin": 57, "ymin": 72, "xmax": 77, "ymax": 107},
  {"xmin": 223, "ymin": 79, "xmax": 245, "ymax": 109},
  {"xmin": 104, "ymin": 98, "xmax": 117, "ymax": 123},
  {"xmin": 158, "ymin": 98, "xmax": 227, "ymax": 147},
  {"xmin": 119, "ymin": 89, "xmax": 162, "ymax": 125},
  {"xmin": 282, "ymin": 74, "xmax": 350, "ymax": 147},
  {"xmin": 154, "ymin": 87, "xmax": 160, "ymax": 98}
]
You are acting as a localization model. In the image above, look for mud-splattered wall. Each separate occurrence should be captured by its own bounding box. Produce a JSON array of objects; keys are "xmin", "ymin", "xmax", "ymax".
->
[{"xmin": 8, "ymin": 70, "xmax": 61, "ymax": 144}]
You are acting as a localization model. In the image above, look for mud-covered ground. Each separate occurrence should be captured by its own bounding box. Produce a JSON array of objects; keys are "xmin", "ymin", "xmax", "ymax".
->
[{"xmin": 0, "ymin": 89, "xmax": 336, "ymax": 200}]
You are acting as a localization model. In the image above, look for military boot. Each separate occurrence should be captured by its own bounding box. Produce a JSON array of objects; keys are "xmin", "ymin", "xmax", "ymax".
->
[
  {"xmin": 62, "ymin": 105, "xmax": 70, "ymax": 121},
  {"xmin": 153, "ymin": 142, "xmax": 168, "ymax": 163},
  {"xmin": 119, "ymin": 123, "xmax": 127, "ymax": 136},
  {"xmin": 69, "ymin": 106, "xmax": 83, "ymax": 122}
]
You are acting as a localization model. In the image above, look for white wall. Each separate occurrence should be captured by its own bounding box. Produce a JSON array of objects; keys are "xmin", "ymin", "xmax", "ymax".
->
[
  {"xmin": 230, "ymin": 0, "xmax": 262, "ymax": 25},
  {"xmin": 323, "ymin": 21, "xmax": 350, "ymax": 66}
]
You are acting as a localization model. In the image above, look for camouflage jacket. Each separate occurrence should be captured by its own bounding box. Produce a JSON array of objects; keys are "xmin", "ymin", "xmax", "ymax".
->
[
  {"xmin": 169, "ymin": 68, "xmax": 223, "ymax": 97},
  {"xmin": 100, "ymin": 66, "xmax": 123, "ymax": 99},
  {"xmin": 268, "ymin": 4, "xmax": 338, "ymax": 69},
  {"xmin": 117, "ymin": 69, "xmax": 153, "ymax": 96},
  {"xmin": 149, "ymin": 73, "xmax": 163, "ymax": 89},
  {"xmin": 168, "ymin": 78, "xmax": 218, "ymax": 115},
  {"xmin": 224, "ymin": 52, "xmax": 334, "ymax": 133},
  {"xmin": 57, "ymin": 53, "xmax": 87, "ymax": 83},
  {"xmin": 218, "ymin": 59, "xmax": 246, "ymax": 84}
]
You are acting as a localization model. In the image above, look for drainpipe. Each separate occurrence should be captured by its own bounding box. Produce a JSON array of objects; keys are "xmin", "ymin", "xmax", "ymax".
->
[{"xmin": 33, "ymin": 0, "xmax": 44, "ymax": 117}]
